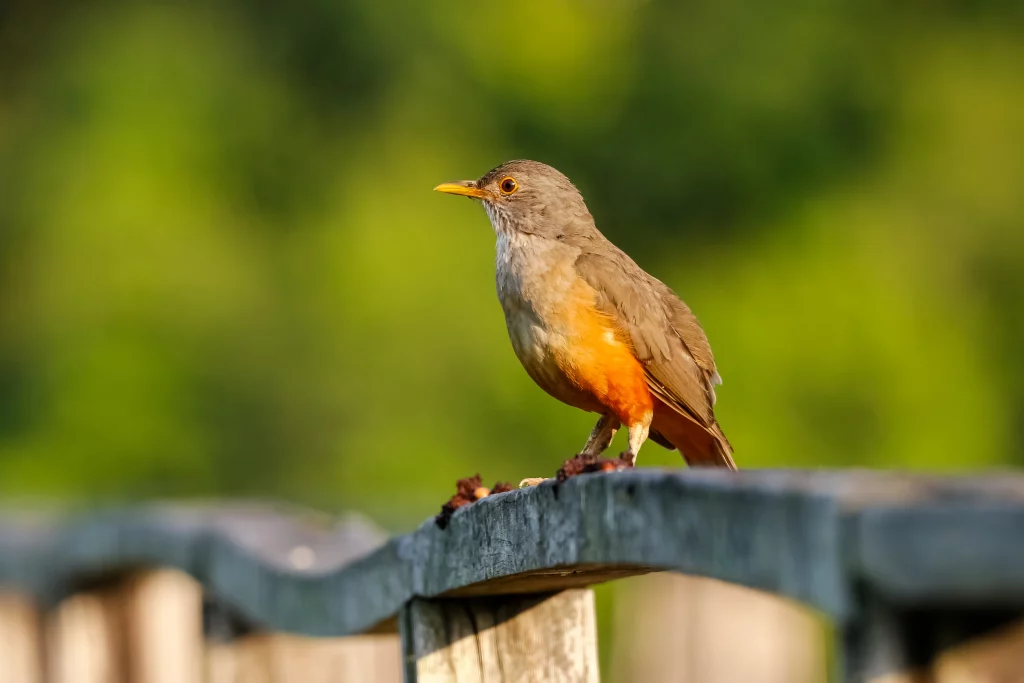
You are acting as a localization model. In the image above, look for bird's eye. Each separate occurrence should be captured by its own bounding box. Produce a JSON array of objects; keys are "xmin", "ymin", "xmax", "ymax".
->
[{"xmin": 499, "ymin": 177, "xmax": 518, "ymax": 195}]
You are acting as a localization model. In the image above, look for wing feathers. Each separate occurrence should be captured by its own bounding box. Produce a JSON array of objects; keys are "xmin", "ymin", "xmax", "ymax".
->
[
  {"xmin": 573, "ymin": 247, "xmax": 734, "ymax": 466},
  {"xmin": 574, "ymin": 250, "xmax": 718, "ymax": 426}
]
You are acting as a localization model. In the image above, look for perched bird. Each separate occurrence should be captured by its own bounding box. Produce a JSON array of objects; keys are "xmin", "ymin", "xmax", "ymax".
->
[{"xmin": 435, "ymin": 160, "xmax": 735, "ymax": 472}]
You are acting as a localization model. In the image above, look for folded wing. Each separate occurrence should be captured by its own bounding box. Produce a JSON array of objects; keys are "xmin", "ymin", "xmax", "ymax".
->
[{"xmin": 574, "ymin": 248, "xmax": 735, "ymax": 468}]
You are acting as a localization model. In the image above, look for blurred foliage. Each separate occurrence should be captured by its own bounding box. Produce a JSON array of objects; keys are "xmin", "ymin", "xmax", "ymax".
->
[
  {"xmin": 0, "ymin": 0, "xmax": 1022, "ymax": 525},
  {"xmin": 0, "ymin": 3, "xmax": 1021, "ymax": 679}
]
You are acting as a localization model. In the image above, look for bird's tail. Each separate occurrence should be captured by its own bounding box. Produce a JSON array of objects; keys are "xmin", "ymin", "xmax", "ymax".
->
[{"xmin": 651, "ymin": 402, "xmax": 737, "ymax": 470}]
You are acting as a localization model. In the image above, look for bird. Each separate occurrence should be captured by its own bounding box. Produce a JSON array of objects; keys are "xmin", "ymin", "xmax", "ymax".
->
[{"xmin": 434, "ymin": 160, "xmax": 736, "ymax": 476}]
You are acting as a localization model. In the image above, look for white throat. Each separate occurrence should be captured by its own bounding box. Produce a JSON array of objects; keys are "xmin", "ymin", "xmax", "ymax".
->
[{"xmin": 483, "ymin": 202, "xmax": 515, "ymax": 238}]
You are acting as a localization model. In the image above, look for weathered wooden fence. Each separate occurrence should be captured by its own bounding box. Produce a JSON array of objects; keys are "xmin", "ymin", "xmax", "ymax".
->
[{"xmin": 2, "ymin": 469, "xmax": 1024, "ymax": 682}]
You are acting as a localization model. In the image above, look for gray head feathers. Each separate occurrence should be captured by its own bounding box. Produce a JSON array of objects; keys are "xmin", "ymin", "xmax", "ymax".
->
[{"xmin": 475, "ymin": 160, "xmax": 597, "ymax": 241}]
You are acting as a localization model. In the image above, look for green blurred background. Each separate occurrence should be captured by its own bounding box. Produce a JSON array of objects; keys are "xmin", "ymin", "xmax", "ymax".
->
[
  {"xmin": 2, "ymin": 1, "xmax": 1022, "ymax": 676},
  {"xmin": 1, "ymin": 0, "xmax": 1022, "ymax": 640},
  {"xmin": 2, "ymin": 0, "xmax": 1024, "ymax": 513}
]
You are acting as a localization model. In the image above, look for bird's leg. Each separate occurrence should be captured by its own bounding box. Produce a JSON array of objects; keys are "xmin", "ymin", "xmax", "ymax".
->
[
  {"xmin": 580, "ymin": 414, "xmax": 620, "ymax": 456},
  {"xmin": 621, "ymin": 413, "xmax": 653, "ymax": 466},
  {"xmin": 520, "ymin": 414, "xmax": 622, "ymax": 488}
]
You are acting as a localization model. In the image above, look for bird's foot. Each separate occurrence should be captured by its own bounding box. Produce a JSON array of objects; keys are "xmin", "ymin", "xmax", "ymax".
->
[
  {"xmin": 556, "ymin": 452, "xmax": 633, "ymax": 483},
  {"xmin": 435, "ymin": 475, "xmax": 514, "ymax": 529},
  {"xmin": 518, "ymin": 477, "xmax": 549, "ymax": 488}
]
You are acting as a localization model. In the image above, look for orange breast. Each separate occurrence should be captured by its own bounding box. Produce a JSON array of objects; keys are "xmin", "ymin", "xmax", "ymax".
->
[{"xmin": 553, "ymin": 283, "xmax": 653, "ymax": 427}]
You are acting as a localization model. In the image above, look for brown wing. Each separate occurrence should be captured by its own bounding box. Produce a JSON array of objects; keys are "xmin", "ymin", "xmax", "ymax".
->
[
  {"xmin": 573, "ymin": 249, "xmax": 717, "ymax": 427},
  {"xmin": 652, "ymin": 280, "xmax": 723, "ymax": 403}
]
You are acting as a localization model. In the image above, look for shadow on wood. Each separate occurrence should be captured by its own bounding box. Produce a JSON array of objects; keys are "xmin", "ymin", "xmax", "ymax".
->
[{"xmin": 400, "ymin": 589, "xmax": 598, "ymax": 683}]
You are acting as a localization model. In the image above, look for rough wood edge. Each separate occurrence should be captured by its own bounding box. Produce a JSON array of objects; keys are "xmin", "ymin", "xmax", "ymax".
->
[{"xmin": 2, "ymin": 469, "xmax": 1024, "ymax": 639}]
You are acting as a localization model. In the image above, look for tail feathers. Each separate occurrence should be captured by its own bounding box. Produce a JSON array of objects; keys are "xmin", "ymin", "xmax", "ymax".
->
[{"xmin": 652, "ymin": 403, "xmax": 737, "ymax": 470}]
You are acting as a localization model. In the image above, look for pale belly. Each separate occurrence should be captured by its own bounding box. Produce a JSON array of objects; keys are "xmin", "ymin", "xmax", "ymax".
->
[{"xmin": 503, "ymin": 306, "xmax": 605, "ymax": 413}]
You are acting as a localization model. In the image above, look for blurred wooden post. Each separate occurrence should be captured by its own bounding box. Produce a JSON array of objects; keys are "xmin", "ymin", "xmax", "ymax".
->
[
  {"xmin": 45, "ymin": 569, "xmax": 400, "ymax": 683},
  {"xmin": 843, "ymin": 589, "xmax": 1024, "ymax": 683},
  {"xmin": 46, "ymin": 584, "xmax": 128, "ymax": 683},
  {"xmin": 0, "ymin": 592, "xmax": 44, "ymax": 683},
  {"xmin": 206, "ymin": 633, "xmax": 402, "ymax": 683},
  {"xmin": 399, "ymin": 589, "xmax": 599, "ymax": 683},
  {"xmin": 47, "ymin": 569, "xmax": 204, "ymax": 683},
  {"xmin": 611, "ymin": 573, "xmax": 827, "ymax": 683},
  {"xmin": 124, "ymin": 570, "xmax": 205, "ymax": 683}
]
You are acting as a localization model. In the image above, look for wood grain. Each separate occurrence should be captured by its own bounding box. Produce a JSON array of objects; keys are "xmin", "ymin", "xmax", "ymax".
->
[
  {"xmin": 4, "ymin": 471, "xmax": 1024, "ymax": 682},
  {"xmin": 6, "ymin": 472, "xmax": 1024, "ymax": 636},
  {"xmin": 400, "ymin": 589, "xmax": 599, "ymax": 683}
]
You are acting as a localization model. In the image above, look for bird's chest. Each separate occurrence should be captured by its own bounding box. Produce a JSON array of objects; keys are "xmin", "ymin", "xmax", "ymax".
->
[
  {"xmin": 496, "ymin": 233, "xmax": 580, "ymax": 326},
  {"xmin": 494, "ymin": 233, "xmax": 604, "ymax": 408}
]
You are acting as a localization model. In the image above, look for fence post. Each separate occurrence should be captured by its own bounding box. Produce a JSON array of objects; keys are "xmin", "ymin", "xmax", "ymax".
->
[
  {"xmin": 398, "ymin": 589, "xmax": 599, "ymax": 683},
  {"xmin": 0, "ymin": 592, "xmax": 43, "ymax": 683},
  {"xmin": 46, "ymin": 583, "xmax": 129, "ymax": 683}
]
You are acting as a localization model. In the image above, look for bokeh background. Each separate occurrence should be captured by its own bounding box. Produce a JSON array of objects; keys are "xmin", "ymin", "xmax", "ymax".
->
[{"xmin": 0, "ymin": 0, "xmax": 1021, "ymax": 678}]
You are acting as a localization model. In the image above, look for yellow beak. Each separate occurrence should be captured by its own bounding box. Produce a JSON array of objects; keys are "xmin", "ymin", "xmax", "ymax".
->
[{"xmin": 433, "ymin": 181, "xmax": 490, "ymax": 200}]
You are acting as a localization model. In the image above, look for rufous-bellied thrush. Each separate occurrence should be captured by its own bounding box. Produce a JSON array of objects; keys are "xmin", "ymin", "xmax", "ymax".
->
[{"xmin": 435, "ymin": 161, "xmax": 735, "ymax": 480}]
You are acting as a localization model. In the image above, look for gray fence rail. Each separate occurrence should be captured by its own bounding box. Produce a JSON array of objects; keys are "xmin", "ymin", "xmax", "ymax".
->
[{"xmin": 3, "ymin": 468, "xmax": 1024, "ymax": 682}]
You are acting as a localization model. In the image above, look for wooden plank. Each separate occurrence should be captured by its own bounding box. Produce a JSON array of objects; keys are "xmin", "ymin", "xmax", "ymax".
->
[
  {"xmin": 854, "ymin": 505, "xmax": 1024, "ymax": 605},
  {"xmin": 857, "ymin": 617, "xmax": 1024, "ymax": 682},
  {"xmin": 0, "ymin": 592, "xmax": 43, "ymax": 683},
  {"xmin": 404, "ymin": 470, "xmax": 850, "ymax": 624},
  {"xmin": 46, "ymin": 570, "xmax": 204, "ymax": 683},
  {"xmin": 0, "ymin": 502, "xmax": 394, "ymax": 637},
  {"xmin": 609, "ymin": 573, "xmax": 827, "ymax": 683},
  {"xmin": 841, "ymin": 589, "xmax": 1024, "ymax": 683},
  {"xmin": 2, "ymin": 471, "xmax": 1024, "ymax": 683},
  {"xmin": 399, "ymin": 589, "xmax": 599, "ymax": 683},
  {"xmin": 206, "ymin": 633, "xmax": 401, "ymax": 683},
  {"xmin": 0, "ymin": 471, "xmax": 1015, "ymax": 634},
  {"xmin": 46, "ymin": 586, "xmax": 128, "ymax": 683},
  {"xmin": 930, "ymin": 617, "xmax": 1024, "ymax": 682},
  {"xmin": 122, "ymin": 570, "xmax": 204, "ymax": 683}
]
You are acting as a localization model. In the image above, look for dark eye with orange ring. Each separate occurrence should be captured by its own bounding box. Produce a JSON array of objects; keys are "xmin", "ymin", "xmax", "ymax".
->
[{"xmin": 499, "ymin": 177, "xmax": 518, "ymax": 195}]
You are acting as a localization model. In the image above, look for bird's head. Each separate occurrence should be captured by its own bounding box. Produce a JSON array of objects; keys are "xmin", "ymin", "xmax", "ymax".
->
[{"xmin": 434, "ymin": 160, "xmax": 594, "ymax": 240}]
